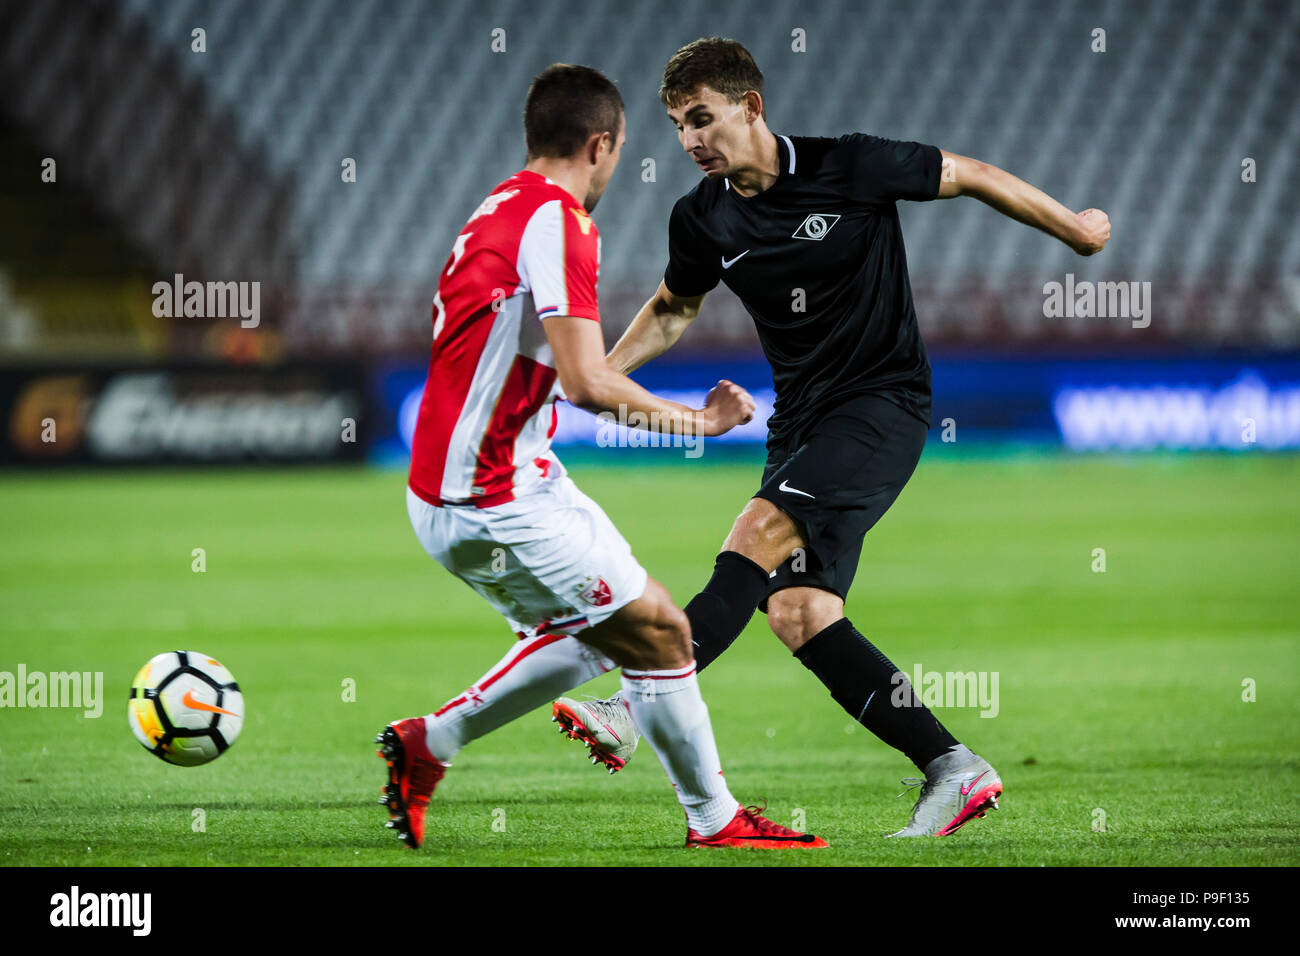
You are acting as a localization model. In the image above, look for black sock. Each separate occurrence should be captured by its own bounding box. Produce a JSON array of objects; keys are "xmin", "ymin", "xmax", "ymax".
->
[
  {"xmin": 794, "ymin": 617, "xmax": 959, "ymax": 770},
  {"xmin": 684, "ymin": 551, "xmax": 772, "ymax": 672}
]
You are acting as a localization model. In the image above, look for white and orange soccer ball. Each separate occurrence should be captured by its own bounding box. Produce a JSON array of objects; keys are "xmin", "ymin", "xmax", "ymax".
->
[{"xmin": 127, "ymin": 651, "xmax": 244, "ymax": 766}]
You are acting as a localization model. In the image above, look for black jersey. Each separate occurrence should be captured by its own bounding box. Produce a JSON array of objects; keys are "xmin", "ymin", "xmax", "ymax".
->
[{"xmin": 664, "ymin": 133, "xmax": 942, "ymax": 443}]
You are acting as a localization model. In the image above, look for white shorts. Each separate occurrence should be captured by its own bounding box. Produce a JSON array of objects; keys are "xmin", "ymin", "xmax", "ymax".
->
[{"xmin": 407, "ymin": 476, "xmax": 649, "ymax": 639}]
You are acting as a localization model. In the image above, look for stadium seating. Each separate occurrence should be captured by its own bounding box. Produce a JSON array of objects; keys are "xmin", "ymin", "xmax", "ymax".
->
[{"xmin": 2, "ymin": 0, "xmax": 1296, "ymax": 353}]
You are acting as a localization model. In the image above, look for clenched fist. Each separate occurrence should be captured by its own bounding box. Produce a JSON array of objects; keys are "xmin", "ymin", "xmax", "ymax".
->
[
  {"xmin": 699, "ymin": 379, "xmax": 756, "ymax": 436},
  {"xmin": 1071, "ymin": 208, "xmax": 1111, "ymax": 256}
]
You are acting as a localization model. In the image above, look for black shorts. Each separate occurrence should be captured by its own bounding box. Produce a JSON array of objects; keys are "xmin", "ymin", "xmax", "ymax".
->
[{"xmin": 754, "ymin": 393, "xmax": 927, "ymax": 613}]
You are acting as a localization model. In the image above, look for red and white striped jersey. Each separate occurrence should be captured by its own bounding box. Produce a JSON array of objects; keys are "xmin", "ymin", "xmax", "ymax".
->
[{"xmin": 409, "ymin": 169, "xmax": 601, "ymax": 507}]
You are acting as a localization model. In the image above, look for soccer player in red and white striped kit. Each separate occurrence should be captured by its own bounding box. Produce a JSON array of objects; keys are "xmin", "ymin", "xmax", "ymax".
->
[{"xmin": 376, "ymin": 64, "xmax": 826, "ymax": 850}]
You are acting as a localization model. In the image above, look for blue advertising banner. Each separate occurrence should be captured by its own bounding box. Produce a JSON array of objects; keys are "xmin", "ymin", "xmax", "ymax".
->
[{"xmin": 369, "ymin": 353, "xmax": 1300, "ymax": 462}]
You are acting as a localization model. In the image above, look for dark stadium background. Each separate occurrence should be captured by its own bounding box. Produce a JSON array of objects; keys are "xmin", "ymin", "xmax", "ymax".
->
[
  {"xmin": 0, "ymin": 0, "xmax": 1297, "ymax": 878},
  {"xmin": 2, "ymin": 0, "xmax": 1297, "ymax": 462}
]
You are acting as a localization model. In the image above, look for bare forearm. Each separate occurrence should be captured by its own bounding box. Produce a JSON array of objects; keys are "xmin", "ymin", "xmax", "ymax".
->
[
  {"xmin": 569, "ymin": 367, "xmax": 705, "ymax": 436},
  {"xmin": 940, "ymin": 150, "xmax": 1109, "ymax": 255},
  {"xmin": 607, "ymin": 305, "xmax": 673, "ymax": 375},
  {"xmin": 964, "ymin": 161, "xmax": 1081, "ymax": 248},
  {"xmin": 546, "ymin": 311, "xmax": 747, "ymax": 438},
  {"xmin": 607, "ymin": 285, "xmax": 698, "ymax": 375}
]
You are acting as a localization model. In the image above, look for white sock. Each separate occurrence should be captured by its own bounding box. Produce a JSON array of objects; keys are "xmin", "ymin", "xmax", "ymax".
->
[
  {"xmin": 424, "ymin": 634, "xmax": 614, "ymax": 761},
  {"xmin": 620, "ymin": 664, "xmax": 740, "ymax": 837}
]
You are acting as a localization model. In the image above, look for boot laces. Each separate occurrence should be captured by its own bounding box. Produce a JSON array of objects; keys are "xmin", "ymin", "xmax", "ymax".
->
[
  {"xmin": 897, "ymin": 776, "xmax": 930, "ymax": 801},
  {"xmin": 739, "ymin": 801, "xmax": 800, "ymax": 836}
]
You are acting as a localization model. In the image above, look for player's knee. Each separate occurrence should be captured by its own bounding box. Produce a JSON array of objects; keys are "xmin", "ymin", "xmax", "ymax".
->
[
  {"xmin": 766, "ymin": 594, "xmax": 810, "ymax": 648},
  {"xmin": 727, "ymin": 499, "xmax": 799, "ymax": 556},
  {"xmin": 767, "ymin": 589, "xmax": 843, "ymax": 652},
  {"xmin": 639, "ymin": 601, "xmax": 690, "ymax": 668},
  {"xmin": 616, "ymin": 587, "xmax": 691, "ymax": 670}
]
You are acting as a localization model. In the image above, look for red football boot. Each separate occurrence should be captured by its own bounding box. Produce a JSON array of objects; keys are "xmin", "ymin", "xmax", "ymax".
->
[
  {"xmin": 375, "ymin": 718, "xmax": 448, "ymax": 849},
  {"xmin": 686, "ymin": 804, "xmax": 829, "ymax": 849}
]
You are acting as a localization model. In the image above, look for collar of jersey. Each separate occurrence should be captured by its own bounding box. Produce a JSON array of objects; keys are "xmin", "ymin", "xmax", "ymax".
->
[
  {"xmin": 723, "ymin": 133, "xmax": 794, "ymax": 201},
  {"xmin": 514, "ymin": 168, "xmax": 558, "ymax": 188}
]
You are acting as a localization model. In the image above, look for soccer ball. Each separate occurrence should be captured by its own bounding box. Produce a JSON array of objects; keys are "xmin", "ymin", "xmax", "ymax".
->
[{"xmin": 128, "ymin": 651, "xmax": 244, "ymax": 766}]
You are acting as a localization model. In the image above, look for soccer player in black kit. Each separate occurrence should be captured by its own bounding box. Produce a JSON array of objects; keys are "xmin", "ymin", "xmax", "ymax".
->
[{"xmin": 551, "ymin": 37, "xmax": 1110, "ymax": 836}]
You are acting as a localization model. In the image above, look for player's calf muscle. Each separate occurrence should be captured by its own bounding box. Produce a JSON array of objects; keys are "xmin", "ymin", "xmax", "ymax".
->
[{"xmin": 722, "ymin": 498, "xmax": 804, "ymax": 572}]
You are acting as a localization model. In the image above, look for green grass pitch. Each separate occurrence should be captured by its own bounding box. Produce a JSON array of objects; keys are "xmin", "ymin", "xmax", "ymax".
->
[{"xmin": 1, "ymin": 452, "xmax": 1297, "ymax": 866}]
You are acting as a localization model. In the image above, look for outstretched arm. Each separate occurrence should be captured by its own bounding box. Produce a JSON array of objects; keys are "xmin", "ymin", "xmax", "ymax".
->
[
  {"xmin": 606, "ymin": 281, "xmax": 706, "ymax": 375},
  {"xmin": 545, "ymin": 314, "xmax": 751, "ymax": 437},
  {"xmin": 937, "ymin": 150, "xmax": 1110, "ymax": 256}
]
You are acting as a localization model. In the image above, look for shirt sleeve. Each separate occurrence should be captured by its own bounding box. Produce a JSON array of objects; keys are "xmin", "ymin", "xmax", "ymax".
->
[
  {"xmin": 663, "ymin": 196, "xmax": 721, "ymax": 297},
  {"xmin": 517, "ymin": 199, "xmax": 601, "ymax": 322},
  {"xmin": 839, "ymin": 133, "xmax": 942, "ymax": 204}
]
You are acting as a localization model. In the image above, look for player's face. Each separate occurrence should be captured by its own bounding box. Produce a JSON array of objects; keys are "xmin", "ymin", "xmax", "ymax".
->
[
  {"xmin": 584, "ymin": 113, "xmax": 626, "ymax": 212},
  {"xmin": 667, "ymin": 87, "xmax": 752, "ymax": 177}
]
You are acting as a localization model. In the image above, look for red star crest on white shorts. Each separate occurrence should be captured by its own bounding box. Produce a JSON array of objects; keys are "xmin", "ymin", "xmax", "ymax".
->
[{"xmin": 579, "ymin": 576, "xmax": 613, "ymax": 608}]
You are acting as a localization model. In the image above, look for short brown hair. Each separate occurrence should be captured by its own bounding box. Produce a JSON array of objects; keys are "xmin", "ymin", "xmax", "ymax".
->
[
  {"xmin": 524, "ymin": 64, "xmax": 624, "ymax": 159},
  {"xmin": 659, "ymin": 37, "xmax": 764, "ymax": 111}
]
